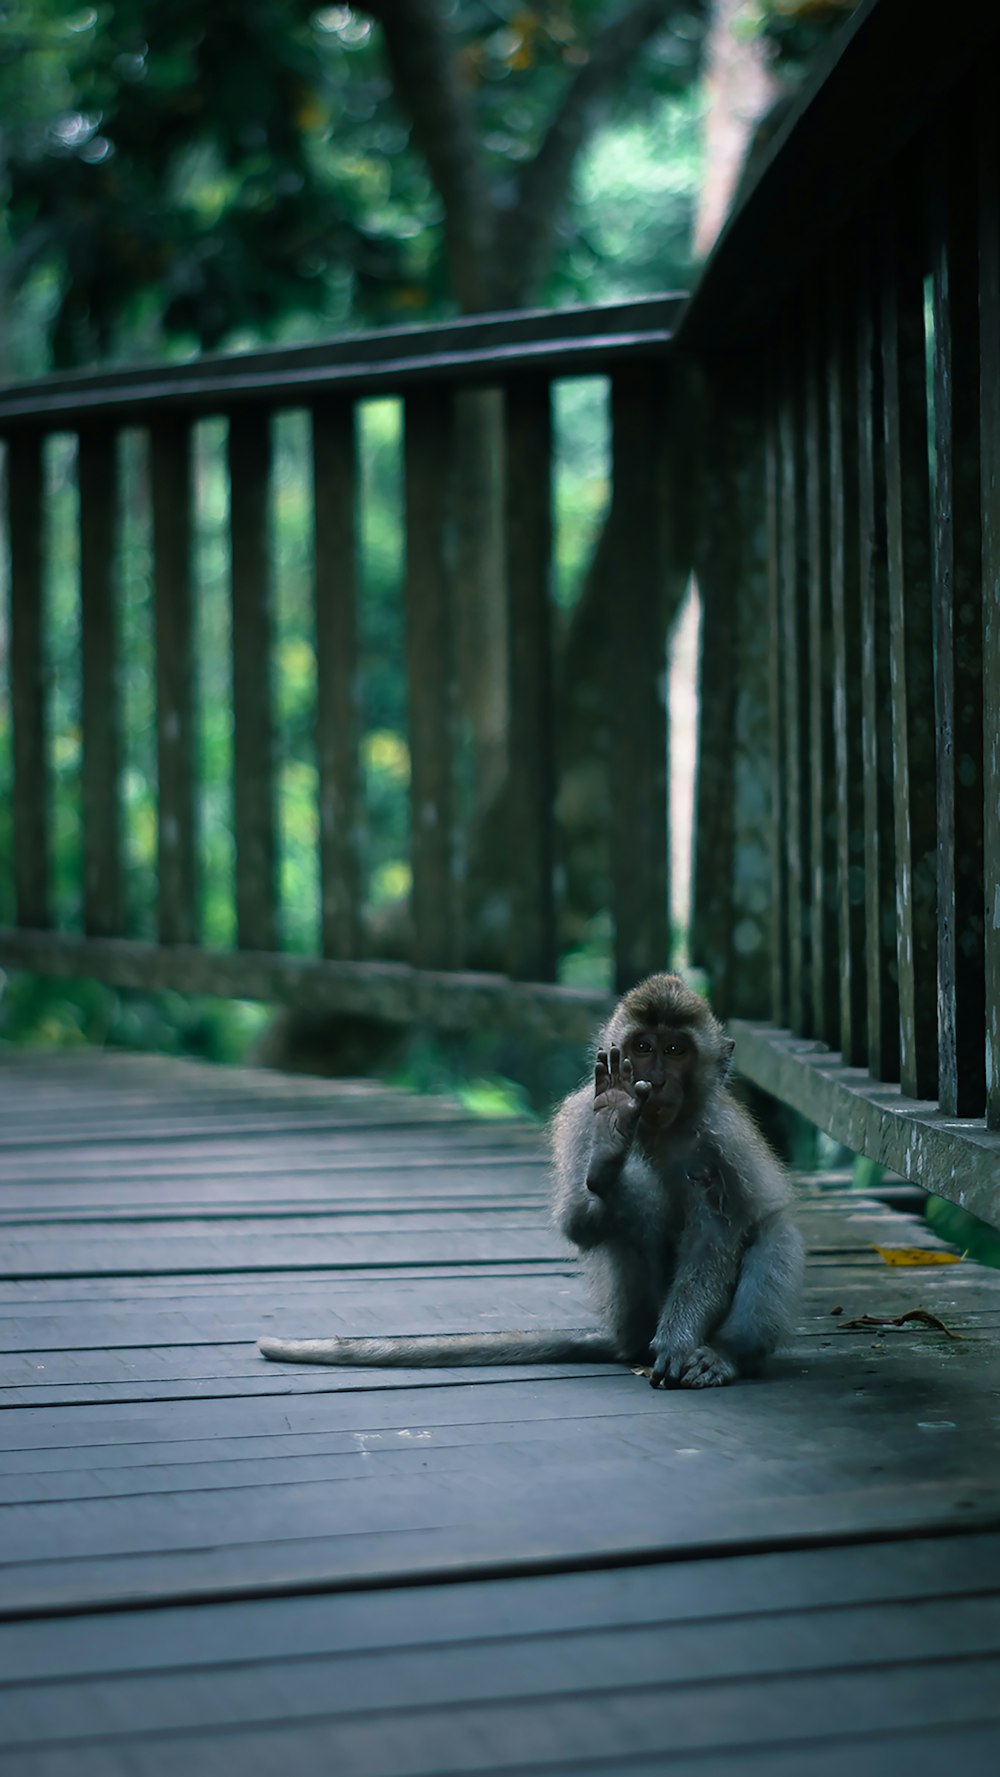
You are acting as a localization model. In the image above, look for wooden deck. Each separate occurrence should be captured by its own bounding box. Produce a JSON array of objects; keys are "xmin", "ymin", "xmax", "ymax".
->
[{"xmin": 2, "ymin": 1048, "xmax": 1000, "ymax": 1776}]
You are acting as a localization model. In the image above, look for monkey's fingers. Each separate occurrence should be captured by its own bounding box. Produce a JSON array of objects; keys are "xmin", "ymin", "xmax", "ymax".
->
[
  {"xmin": 633, "ymin": 1080, "xmax": 652, "ymax": 1102},
  {"xmin": 594, "ymin": 1050, "xmax": 611, "ymax": 1096}
]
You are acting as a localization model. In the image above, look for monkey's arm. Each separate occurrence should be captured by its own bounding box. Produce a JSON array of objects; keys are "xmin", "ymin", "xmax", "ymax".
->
[{"xmin": 550, "ymin": 1051, "xmax": 649, "ymax": 1250}]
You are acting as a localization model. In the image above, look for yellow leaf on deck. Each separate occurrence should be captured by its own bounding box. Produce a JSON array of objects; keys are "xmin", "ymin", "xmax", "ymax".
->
[{"xmin": 872, "ymin": 1245, "xmax": 963, "ymax": 1266}]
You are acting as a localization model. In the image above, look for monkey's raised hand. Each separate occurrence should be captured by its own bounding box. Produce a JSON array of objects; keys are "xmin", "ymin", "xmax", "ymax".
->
[{"xmin": 586, "ymin": 1047, "xmax": 650, "ymax": 1195}]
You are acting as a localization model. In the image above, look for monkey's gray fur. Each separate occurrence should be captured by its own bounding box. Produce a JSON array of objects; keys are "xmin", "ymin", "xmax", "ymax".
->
[{"xmin": 258, "ymin": 974, "xmax": 804, "ymax": 1388}]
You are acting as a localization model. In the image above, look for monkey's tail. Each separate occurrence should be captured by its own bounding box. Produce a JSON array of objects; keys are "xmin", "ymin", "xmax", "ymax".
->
[{"xmin": 257, "ymin": 1329, "xmax": 619, "ymax": 1367}]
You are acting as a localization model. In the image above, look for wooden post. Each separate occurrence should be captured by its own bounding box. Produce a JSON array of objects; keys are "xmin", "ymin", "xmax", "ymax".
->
[
  {"xmin": 78, "ymin": 424, "xmax": 123, "ymax": 937},
  {"xmin": 404, "ymin": 387, "xmax": 459, "ymax": 971},
  {"xmin": 313, "ymin": 400, "xmax": 363, "ymax": 962},
  {"xmin": 857, "ymin": 233, "xmax": 900, "ymax": 1084},
  {"xmin": 930, "ymin": 112, "xmax": 986, "ymax": 1117},
  {"xmin": 152, "ymin": 420, "xmax": 198, "ymax": 947},
  {"xmin": 881, "ymin": 174, "xmax": 938, "ymax": 1103},
  {"xmin": 694, "ymin": 363, "xmax": 774, "ymax": 1021},
  {"xmin": 610, "ymin": 366, "xmax": 668, "ymax": 996},
  {"xmin": 8, "ymin": 435, "xmax": 50, "ymax": 930},
  {"xmin": 777, "ymin": 314, "xmax": 812, "ymax": 1036},
  {"xmin": 827, "ymin": 263, "xmax": 867, "ymax": 1066},
  {"xmin": 764, "ymin": 372, "xmax": 789, "ymax": 1027},
  {"xmin": 228, "ymin": 409, "xmax": 278, "ymax": 953},
  {"xmin": 804, "ymin": 286, "xmax": 840, "ymax": 1048},
  {"xmin": 505, "ymin": 377, "xmax": 556, "ymax": 982},
  {"xmin": 979, "ymin": 74, "xmax": 1000, "ymax": 1132}
]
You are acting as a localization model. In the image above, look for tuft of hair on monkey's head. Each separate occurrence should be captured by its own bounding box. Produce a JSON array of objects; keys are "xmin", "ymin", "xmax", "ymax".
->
[{"xmin": 603, "ymin": 973, "xmax": 736, "ymax": 1087}]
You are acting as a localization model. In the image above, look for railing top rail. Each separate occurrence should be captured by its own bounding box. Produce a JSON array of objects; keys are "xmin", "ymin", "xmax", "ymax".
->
[
  {"xmin": 0, "ymin": 294, "xmax": 683, "ymax": 431},
  {"xmin": 677, "ymin": 0, "xmax": 999, "ymax": 353}
]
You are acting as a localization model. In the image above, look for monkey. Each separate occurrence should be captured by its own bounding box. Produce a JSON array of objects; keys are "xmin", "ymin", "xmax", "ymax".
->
[{"xmin": 258, "ymin": 974, "xmax": 804, "ymax": 1388}]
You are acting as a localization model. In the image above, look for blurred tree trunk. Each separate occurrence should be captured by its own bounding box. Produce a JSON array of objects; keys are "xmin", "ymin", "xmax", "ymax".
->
[{"xmin": 365, "ymin": 0, "xmax": 705, "ymax": 969}]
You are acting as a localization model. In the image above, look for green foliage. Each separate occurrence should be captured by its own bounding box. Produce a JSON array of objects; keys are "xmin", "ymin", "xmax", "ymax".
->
[
  {"xmin": 1, "ymin": 1, "xmax": 707, "ymax": 369},
  {"xmin": 925, "ymin": 1195, "xmax": 1000, "ymax": 1272},
  {"xmin": 0, "ymin": 968, "xmax": 270, "ymax": 1060}
]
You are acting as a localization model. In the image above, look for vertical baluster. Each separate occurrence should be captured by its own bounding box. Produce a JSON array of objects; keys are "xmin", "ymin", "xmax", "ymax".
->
[
  {"xmin": 858, "ymin": 232, "xmax": 900, "ymax": 1083},
  {"xmin": 765, "ymin": 367, "xmax": 789, "ymax": 1027},
  {"xmin": 931, "ymin": 111, "xmax": 986, "ymax": 1117},
  {"xmin": 693, "ymin": 364, "xmax": 773, "ymax": 1018},
  {"xmin": 979, "ymin": 74, "xmax": 1000, "ymax": 1131},
  {"xmin": 404, "ymin": 387, "xmax": 458, "ymax": 971},
  {"xmin": 828, "ymin": 267, "xmax": 867, "ymax": 1064},
  {"xmin": 152, "ymin": 421, "xmax": 198, "ymax": 946},
  {"xmin": 804, "ymin": 287, "xmax": 839, "ymax": 1046},
  {"xmin": 313, "ymin": 400, "xmax": 363, "ymax": 961},
  {"xmin": 610, "ymin": 365, "xmax": 668, "ymax": 995},
  {"xmin": 505, "ymin": 376, "xmax": 556, "ymax": 982},
  {"xmin": 229, "ymin": 409, "xmax": 277, "ymax": 953},
  {"xmin": 778, "ymin": 318, "xmax": 812, "ymax": 1035},
  {"xmin": 8, "ymin": 434, "xmax": 50, "ymax": 929},
  {"xmin": 882, "ymin": 175, "xmax": 938, "ymax": 1100},
  {"xmin": 78, "ymin": 424, "xmax": 123, "ymax": 936}
]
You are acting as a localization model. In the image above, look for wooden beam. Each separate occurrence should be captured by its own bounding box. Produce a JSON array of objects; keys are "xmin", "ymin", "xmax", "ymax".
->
[
  {"xmin": 731, "ymin": 1019, "xmax": 1000, "ymax": 1231},
  {"xmin": 0, "ymin": 927, "xmax": 610, "ymax": 1045}
]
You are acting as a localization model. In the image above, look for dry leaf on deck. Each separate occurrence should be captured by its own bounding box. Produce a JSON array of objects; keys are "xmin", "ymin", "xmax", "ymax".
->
[
  {"xmin": 872, "ymin": 1245, "xmax": 963, "ymax": 1267},
  {"xmin": 839, "ymin": 1308, "xmax": 960, "ymax": 1339}
]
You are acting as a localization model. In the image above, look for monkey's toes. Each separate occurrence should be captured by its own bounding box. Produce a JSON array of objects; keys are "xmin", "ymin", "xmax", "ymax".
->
[{"xmin": 679, "ymin": 1346, "xmax": 736, "ymax": 1389}]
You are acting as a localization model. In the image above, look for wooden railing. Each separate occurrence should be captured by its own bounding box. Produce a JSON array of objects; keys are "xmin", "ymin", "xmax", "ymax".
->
[
  {"xmin": 2, "ymin": 0, "xmax": 998, "ymax": 1221},
  {"xmin": 683, "ymin": 1, "xmax": 1000, "ymax": 1221},
  {"xmin": 0, "ymin": 298, "xmax": 685, "ymax": 1043}
]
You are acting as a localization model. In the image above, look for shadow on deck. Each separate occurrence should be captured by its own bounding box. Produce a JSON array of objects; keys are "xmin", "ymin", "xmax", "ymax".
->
[{"xmin": 2, "ymin": 1048, "xmax": 1000, "ymax": 1775}]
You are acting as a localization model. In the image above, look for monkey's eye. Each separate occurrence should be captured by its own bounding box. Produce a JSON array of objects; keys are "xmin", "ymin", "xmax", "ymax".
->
[
  {"xmin": 665, "ymin": 1036, "xmax": 690, "ymax": 1056},
  {"xmin": 632, "ymin": 1037, "xmax": 654, "ymax": 1054}
]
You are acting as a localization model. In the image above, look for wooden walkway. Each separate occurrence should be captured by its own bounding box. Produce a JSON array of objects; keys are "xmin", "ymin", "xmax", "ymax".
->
[{"xmin": 2, "ymin": 1049, "xmax": 1000, "ymax": 1776}]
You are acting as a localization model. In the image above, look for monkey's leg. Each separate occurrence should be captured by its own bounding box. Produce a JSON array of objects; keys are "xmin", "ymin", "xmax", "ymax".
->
[
  {"xmin": 648, "ymin": 1238, "xmax": 741, "ymax": 1389},
  {"xmin": 714, "ymin": 1216, "xmax": 805, "ymax": 1376}
]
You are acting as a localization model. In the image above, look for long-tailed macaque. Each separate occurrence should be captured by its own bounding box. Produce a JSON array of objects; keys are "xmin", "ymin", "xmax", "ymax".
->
[{"xmin": 258, "ymin": 974, "xmax": 804, "ymax": 1388}]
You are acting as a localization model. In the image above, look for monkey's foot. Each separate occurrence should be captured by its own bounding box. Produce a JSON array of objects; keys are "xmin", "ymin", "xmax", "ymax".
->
[{"xmin": 650, "ymin": 1344, "xmax": 737, "ymax": 1390}]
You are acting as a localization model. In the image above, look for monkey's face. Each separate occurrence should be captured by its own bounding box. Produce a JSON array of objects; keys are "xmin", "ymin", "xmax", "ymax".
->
[{"xmin": 623, "ymin": 1025, "xmax": 695, "ymax": 1130}]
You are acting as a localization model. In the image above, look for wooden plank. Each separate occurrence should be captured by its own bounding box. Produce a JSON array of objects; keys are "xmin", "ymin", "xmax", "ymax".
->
[
  {"xmin": 403, "ymin": 388, "xmax": 458, "ymax": 970},
  {"xmin": 881, "ymin": 177, "xmax": 938, "ymax": 1101},
  {"xmin": 804, "ymin": 287, "xmax": 838, "ymax": 1046},
  {"xmin": 77, "ymin": 424, "xmax": 123, "ymax": 936},
  {"xmin": 777, "ymin": 315, "xmax": 811, "ymax": 1034},
  {"xmin": 930, "ymin": 111, "xmax": 986, "ymax": 1117},
  {"xmin": 7, "ymin": 432, "xmax": 50, "ymax": 928},
  {"xmin": 6, "ymin": 1531, "xmax": 1000, "ymax": 1683},
  {"xmin": 151, "ymin": 420, "xmax": 198, "ymax": 946},
  {"xmin": 4, "ymin": 1716, "xmax": 996, "ymax": 1777},
  {"xmin": 312, "ymin": 400, "xmax": 363, "ymax": 961},
  {"xmin": 610, "ymin": 366, "xmax": 668, "ymax": 994},
  {"xmin": 980, "ymin": 74, "xmax": 1000, "ymax": 1133},
  {"xmin": 504, "ymin": 377, "xmax": 556, "ymax": 981},
  {"xmin": 228, "ymin": 409, "xmax": 277, "ymax": 952},
  {"xmin": 857, "ymin": 233, "xmax": 900, "ymax": 1083},
  {"xmin": 3, "ymin": 1594, "xmax": 999, "ymax": 1748},
  {"xmin": 827, "ymin": 261, "xmax": 867, "ymax": 1065}
]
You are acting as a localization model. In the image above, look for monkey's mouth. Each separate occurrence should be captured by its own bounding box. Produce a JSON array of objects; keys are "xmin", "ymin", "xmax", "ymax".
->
[{"xmin": 638, "ymin": 1086, "xmax": 683, "ymax": 1127}]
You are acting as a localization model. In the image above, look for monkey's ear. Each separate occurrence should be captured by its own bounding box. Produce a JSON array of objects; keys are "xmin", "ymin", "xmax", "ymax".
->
[{"xmin": 719, "ymin": 1036, "xmax": 736, "ymax": 1080}]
